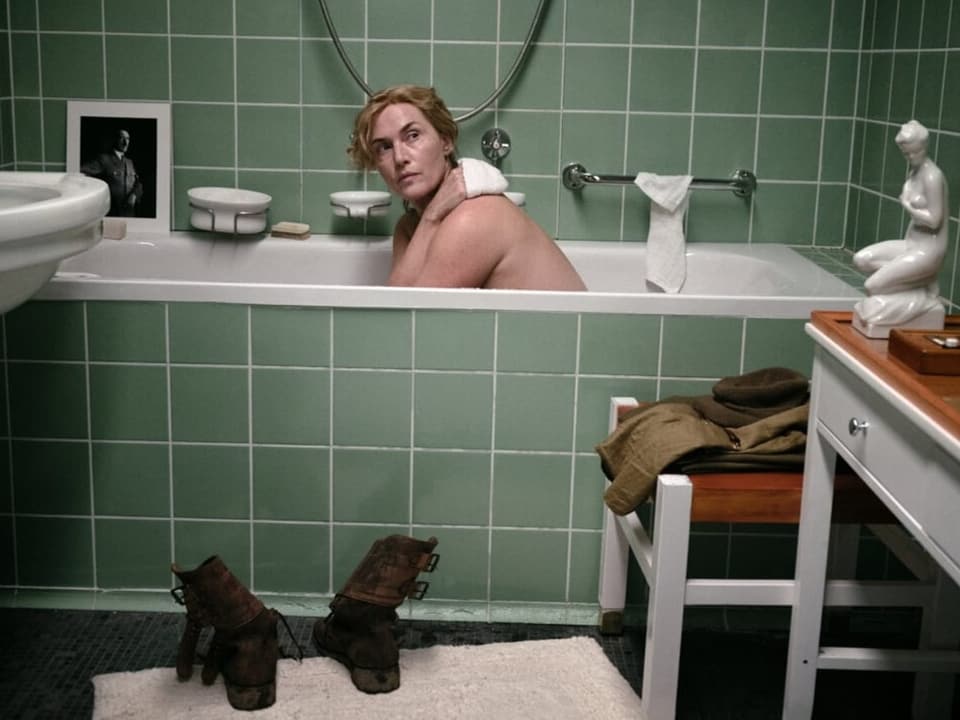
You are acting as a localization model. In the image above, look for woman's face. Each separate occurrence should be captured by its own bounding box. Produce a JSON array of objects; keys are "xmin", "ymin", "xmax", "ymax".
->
[{"xmin": 370, "ymin": 103, "xmax": 453, "ymax": 210}]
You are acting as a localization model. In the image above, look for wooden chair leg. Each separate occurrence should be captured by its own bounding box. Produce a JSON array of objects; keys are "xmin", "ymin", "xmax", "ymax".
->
[{"xmin": 640, "ymin": 474, "xmax": 693, "ymax": 720}]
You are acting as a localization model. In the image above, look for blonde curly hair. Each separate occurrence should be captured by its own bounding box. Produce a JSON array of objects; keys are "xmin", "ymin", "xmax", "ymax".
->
[{"xmin": 348, "ymin": 85, "xmax": 459, "ymax": 170}]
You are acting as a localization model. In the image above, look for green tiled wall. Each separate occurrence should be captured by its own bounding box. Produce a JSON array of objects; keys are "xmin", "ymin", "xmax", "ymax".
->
[
  {"xmin": 2, "ymin": 0, "xmax": 957, "ymax": 621},
  {"xmin": 0, "ymin": 299, "xmax": 813, "ymax": 617},
  {"xmin": 0, "ymin": 0, "xmax": 925, "ymax": 247}
]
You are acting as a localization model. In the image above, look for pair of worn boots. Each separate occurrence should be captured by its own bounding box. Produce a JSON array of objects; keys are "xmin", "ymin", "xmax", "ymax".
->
[{"xmin": 170, "ymin": 534, "xmax": 439, "ymax": 711}]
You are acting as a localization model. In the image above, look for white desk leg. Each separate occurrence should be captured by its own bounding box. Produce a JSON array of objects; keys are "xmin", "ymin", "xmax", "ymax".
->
[
  {"xmin": 783, "ymin": 422, "xmax": 837, "ymax": 719},
  {"xmin": 912, "ymin": 568, "xmax": 960, "ymax": 719}
]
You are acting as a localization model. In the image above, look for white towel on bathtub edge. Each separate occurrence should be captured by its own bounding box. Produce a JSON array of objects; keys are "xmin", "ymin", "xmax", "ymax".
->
[
  {"xmin": 459, "ymin": 157, "xmax": 509, "ymax": 198},
  {"xmin": 634, "ymin": 172, "xmax": 693, "ymax": 294}
]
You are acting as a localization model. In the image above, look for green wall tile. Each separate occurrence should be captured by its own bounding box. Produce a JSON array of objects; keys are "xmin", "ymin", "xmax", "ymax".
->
[
  {"xmin": 416, "ymin": 526, "xmax": 488, "ymax": 600},
  {"xmin": 0, "ymin": 517, "xmax": 12, "ymax": 585},
  {"xmin": 88, "ymin": 302, "xmax": 166, "ymax": 362},
  {"xmin": 170, "ymin": 0, "xmax": 233, "ymax": 35},
  {"xmin": 494, "ymin": 111, "xmax": 560, "ymax": 176},
  {"xmin": 565, "ymin": 0, "xmax": 631, "ymax": 44},
  {"xmin": 332, "ymin": 370, "xmax": 411, "ymax": 447},
  {"xmin": 495, "ymin": 375, "xmax": 574, "ymax": 452},
  {"xmin": 331, "ymin": 448, "xmax": 409, "ymax": 523},
  {"xmin": 40, "ymin": 34, "xmax": 103, "ymax": 98},
  {"xmin": 92, "ymin": 442, "xmax": 170, "ymax": 517},
  {"xmin": 366, "ymin": 41, "xmax": 431, "ymax": 89},
  {"xmin": 171, "ymin": 37, "xmax": 234, "ymax": 102},
  {"xmin": 572, "ymin": 455, "xmax": 605, "ymax": 530},
  {"xmin": 106, "ymin": 36, "xmax": 169, "ymax": 101},
  {"xmin": 434, "ymin": 44, "xmax": 497, "ymax": 111},
  {"xmin": 96, "ymin": 519, "xmax": 171, "ymax": 588},
  {"xmin": 757, "ymin": 118, "xmax": 823, "ymax": 182},
  {"xmin": 699, "ymin": 0, "xmax": 765, "ymax": 46},
  {"xmin": 752, "ymin": 183, "xmax": 818, "ymax": 244},
  {"xmin": 170, "ymin": 367, "xmax": 248, "ymax": 443},
  {"xmin": 237, "ymin": 170, "xmax": 300, "ymax": 224},
  {"xmin": 10, "ymin": 0, "xmax": 38, "ymax": 31},
  {"xmin": 490, "ymin": 529, "xmax": 566, "ymax": 601},
  {"xmin": 497, "ymin": 312, "xmax": 577, "ymax": 373},
  {"xmin": 89, "ymin": 365, "xmax": 168, "ymax": 441},
  {"xmin": 252, "ymin": 368, "xmax": 329, "ymax": 445},
  {"xmin": 5, "ymin": 302, "xmax": 85, "ymax": 360},
  {"xmin": 302, "ymin": 106, "xmax": 360, "ymax": 171},
  {"xmin": 816, "ymin": 185, "xmax": 850, "ymax": 246},
  {"xmin": 237, "ymin": 106, "xmax": 300, "ymax": 169},
  {"xmin": 252, "ymin": 307, "xmax": 331, "ymax": 367},
  {"xmin": 12, "ymin": 440, "xmax": 89, "ymax": 515},
  {"xmin": 414, "ymin": 373, "xmax": 492, "ymax": 449},
  {"xmin": 696, "ymin": 50, "xmax": 761, "ymax": 114},
  {"xmin": 169, "ymin": 303, "xmax": 247, "ymax": 364},
  {"xmin": 500, "ymin": 0, "xmax": 562, "ymax": 44},
  {"xmin": 173, "ymin": 103, "xmax": 236, "ymax": 167},
  {"xmin": 833, "ymin": 0, "xmax": 866, "ymax": 50},
  {"xmin": 434, "ymin": 0, "xmax": 497, "ymax": 41},
  {"xmin": 563, "ymin": 46, "xmax": 629, "ymax": 112},
  {"xmin": 742, "ymin": 319, "xmax": 814, "ymax": 376},
  {"xmin": 765, "ymin": 0, "xmax": 832, "ymax": 48},
  {"xmin": 690, "ymin": 116, "xmax": 756, "ymax": 179},
  {"xmin": 302, "ymin": 40, "xmax": 366, "ymax": 105},
  {"xmin": 633, "ymin": 0, "xmax": 698, "ymax": 45},
  {"xmin": 412, "ymin": 451, "xmax": 491, "ymax": 526},
  {"xmin": 492, "ymin": 453, "xmax": 570, "ymax": 528},
  {"xmin": 172, "ymin": 445, "xmax": 250, "ymax": 519},
  {"xmin": 16, "ymin": 516, "xmax": 93, "ymax": 587},
  {"xmin": 626, "ymin": 115, "xmax": 691, "ymax": 177},
  {"xmin": 39, "ymin": 0, "xmax": 101, "ymax": 32},
  {"xmin": 761, "ymin": 51, "xmax": 828, "ymax": 116},
  {"xmin": 8, "ymin": 363, "xmax": 88, "ymax": 439},
  {"xmin": 568, "ymin": 531, "xmax": 602, "ymax": 602},
  {"xmin": 415, "ymin": 311, "xmax": 494, "ymax": 370},
  {"xmin": 237, "ymin": 39, "xmax": 300, "ymax": 104},
  {"xmin": 826, "ymin": 52, "xmax": 860, "ymax": 117},
  {"xmin": 236, "ymin": 0, "xmax": 300, "ymax": 37},
  {"xmin": 661, "ymin": 316, "xmax": 743, "ymax": 378},
  {"xmin": 11, "ymin": 34, "xmax": 39, "ymax": 96},
  {"xmin": 498, "ymin": 44, "xmax": 562, "ymax": 111},
  {"xmin": 334, "ymin": 309, "xmax": 411, "ymax": 369},
  {"xmin": 173, "ymin": 522, "xmax": 251, "ymax": 586},
  {"xmin": 686, "ymin": 191, "xmax": 752, "ymax": 244},
  {"xmin": 104, "ymin": 0, "xmax": 167, "ymax": 33},
  {"xmin": 368, "ymin": 0, "xmax": 430, "ymax": 40},
  {"xmin": 253, "ymin": 446, "xmax": 328, "ymax": 521},
  {"xmin": 579, "ymin": 314, "xmax": 660, "ymax": 376},
  {"xmin": 12, "ymin": 99, "xmax": 41, "ymax": 163},
  {"xmin": 630, "ymin": 48, "xmax": 695, "ymax": 113},
  {"xmin": 254, "ymin": 522, "xmax": 328, "ymax": 593}
]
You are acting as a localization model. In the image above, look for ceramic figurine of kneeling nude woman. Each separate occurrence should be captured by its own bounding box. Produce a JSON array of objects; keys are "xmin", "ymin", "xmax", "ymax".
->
[{"xmin": 852, "ymin": 120, "xmax": 951, "ymax": 338}]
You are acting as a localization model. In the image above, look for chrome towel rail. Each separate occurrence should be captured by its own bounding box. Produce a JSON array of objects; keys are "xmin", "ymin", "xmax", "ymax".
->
[{"xmin": 561, "ymin": 163, "xmax": 757, "ymax": 199}]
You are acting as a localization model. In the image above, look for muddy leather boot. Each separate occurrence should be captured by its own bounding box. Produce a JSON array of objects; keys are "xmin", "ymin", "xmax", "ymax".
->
[
  {"xmin": 313, "ymin": 535, "xmax": 439, "ymax": 693},
  {"xmin": 171, "ymin": 556, "xmax": 279, "ymax": 711}
]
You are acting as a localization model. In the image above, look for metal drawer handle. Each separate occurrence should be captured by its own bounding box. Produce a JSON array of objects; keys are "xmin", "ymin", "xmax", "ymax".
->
[{"xmin": 848, "ymin": 418, "xmax": 870, "ymax": 436}]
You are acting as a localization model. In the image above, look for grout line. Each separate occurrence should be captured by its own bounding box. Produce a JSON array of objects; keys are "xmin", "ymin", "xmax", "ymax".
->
[
  {"xmin": 747, "ymin": 0, "xmax": 770, "ymax": 244},
  {"xmin": 82, "ymin": 302, "xmax": 97, "ymax": 588}
]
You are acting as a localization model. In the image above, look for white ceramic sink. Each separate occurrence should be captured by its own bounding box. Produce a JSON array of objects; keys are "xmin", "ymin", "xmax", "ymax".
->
[{"xmin": 0, "ymin": 171, "xmax": 110, "ymax": 314}]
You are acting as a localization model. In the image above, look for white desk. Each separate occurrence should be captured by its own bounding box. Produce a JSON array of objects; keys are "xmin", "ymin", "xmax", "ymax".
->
[{"xmin": 783, "ymin": 312, "xmax": 960, "ymax": 719}]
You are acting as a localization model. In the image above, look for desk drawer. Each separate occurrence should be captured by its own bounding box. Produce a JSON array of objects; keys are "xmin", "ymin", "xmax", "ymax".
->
[{"xmin": 814, "ymin": 353, "xmax": 930, "ymax": 524}]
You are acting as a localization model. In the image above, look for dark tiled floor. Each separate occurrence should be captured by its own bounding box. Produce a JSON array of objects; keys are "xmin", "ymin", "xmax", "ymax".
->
[{"xmin": 0, "ymin": 608, "xmax": 948, "ymax": 719}]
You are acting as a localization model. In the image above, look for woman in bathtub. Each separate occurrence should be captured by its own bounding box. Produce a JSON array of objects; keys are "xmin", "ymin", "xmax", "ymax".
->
[{"xmin": 349, "ymin": 85, "xmax": 586, "ymax": 291}]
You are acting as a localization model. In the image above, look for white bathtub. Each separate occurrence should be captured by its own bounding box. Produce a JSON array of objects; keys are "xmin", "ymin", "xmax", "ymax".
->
[{"xmin": 37, "ymin": 232, "xmax": 862, "ymax": 318}]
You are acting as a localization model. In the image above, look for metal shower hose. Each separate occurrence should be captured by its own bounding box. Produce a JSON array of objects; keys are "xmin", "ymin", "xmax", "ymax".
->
[{"xmin": 315, "ymin": 0, "xmax": 549, "ymax": 123}]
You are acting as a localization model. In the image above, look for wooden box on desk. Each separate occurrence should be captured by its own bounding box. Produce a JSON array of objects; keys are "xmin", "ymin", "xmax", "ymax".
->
[{"xmin": 889, "ymin": 320, "xmax": 960, "ymax": 375}]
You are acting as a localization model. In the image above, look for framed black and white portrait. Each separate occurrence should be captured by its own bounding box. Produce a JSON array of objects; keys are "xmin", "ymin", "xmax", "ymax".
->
[{"xmin": 67, "ymin": 101, "xmax": 171, "ymax": 233}]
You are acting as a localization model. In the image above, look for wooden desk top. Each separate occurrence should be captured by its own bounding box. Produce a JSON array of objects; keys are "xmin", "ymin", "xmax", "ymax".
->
[{"xmin": 810, "ymin": 311, "xmax": 960, "ymax": 444}]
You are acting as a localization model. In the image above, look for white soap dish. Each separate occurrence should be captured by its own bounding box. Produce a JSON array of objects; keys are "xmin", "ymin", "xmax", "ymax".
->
[
  {"xmin": 330, "ymin": 191, "xmax": 392, "ymax": 219},
  {"xmin": 188, "ymin": 187, "xmax": 272, "ymax": 234}
]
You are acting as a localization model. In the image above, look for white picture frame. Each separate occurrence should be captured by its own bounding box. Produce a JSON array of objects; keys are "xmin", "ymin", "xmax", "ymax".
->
[{"xmin": 66, "ymin": 100, "xmax": 171, "ymax": 233}]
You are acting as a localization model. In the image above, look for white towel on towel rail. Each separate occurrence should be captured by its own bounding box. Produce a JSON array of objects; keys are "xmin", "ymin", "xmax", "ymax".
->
[
  {"xmin": 459, "ymin": 158, "xmax": 509, "ymax": 198},
  {"xmin": 634, "ymin": 172, "xmax": 693, "ymax": 294}
]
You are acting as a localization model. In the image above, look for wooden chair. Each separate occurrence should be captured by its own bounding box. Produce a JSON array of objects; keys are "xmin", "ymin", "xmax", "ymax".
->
[{"xmin": 598, "ymin": 397, "xmax": 960, "ymax": 720}]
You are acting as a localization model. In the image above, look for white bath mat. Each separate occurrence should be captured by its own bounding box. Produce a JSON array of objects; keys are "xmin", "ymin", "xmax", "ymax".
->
[{"xmin": 92, "ymin": 636, "xmax": 642, "ymax": 719}]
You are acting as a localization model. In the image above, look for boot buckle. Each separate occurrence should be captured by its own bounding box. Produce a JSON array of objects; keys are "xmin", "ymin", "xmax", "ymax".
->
[
  {"xmin": 409, "ymin": 580, "xmax": 430, "ymax": 600},
  {"xmin": 170, "ymin": 585, "xmax": 187, "ymax": 606},
  {"xmin": 413, "ymin": 552, "xmax": 439, "ymax": 572}
]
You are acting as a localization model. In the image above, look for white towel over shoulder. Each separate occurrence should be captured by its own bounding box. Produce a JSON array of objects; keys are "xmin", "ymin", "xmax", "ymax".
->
[
  {"xmin": 634, "ymin": 172, "xmax": 693, "ymax": 294},
  {"xmin": 459, "ymin": 158, "xmax": 509, "ymax": 198}
]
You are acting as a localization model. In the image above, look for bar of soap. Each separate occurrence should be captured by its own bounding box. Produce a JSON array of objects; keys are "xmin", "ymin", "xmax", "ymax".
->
[{"xmin": 270, "ymin": 221, "xmax": 310, "ymax": 239}]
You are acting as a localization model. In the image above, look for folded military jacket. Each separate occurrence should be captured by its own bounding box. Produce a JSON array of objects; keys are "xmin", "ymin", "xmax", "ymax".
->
[{"xmin": 595, "ymin": 367, "xmax": 810, "ymax": 515}]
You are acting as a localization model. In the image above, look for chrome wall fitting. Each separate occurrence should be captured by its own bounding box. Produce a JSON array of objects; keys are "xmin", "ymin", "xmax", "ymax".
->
[{"xmin": 481, "ymin": 128, "xmax": 512, "ymax": 168}]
